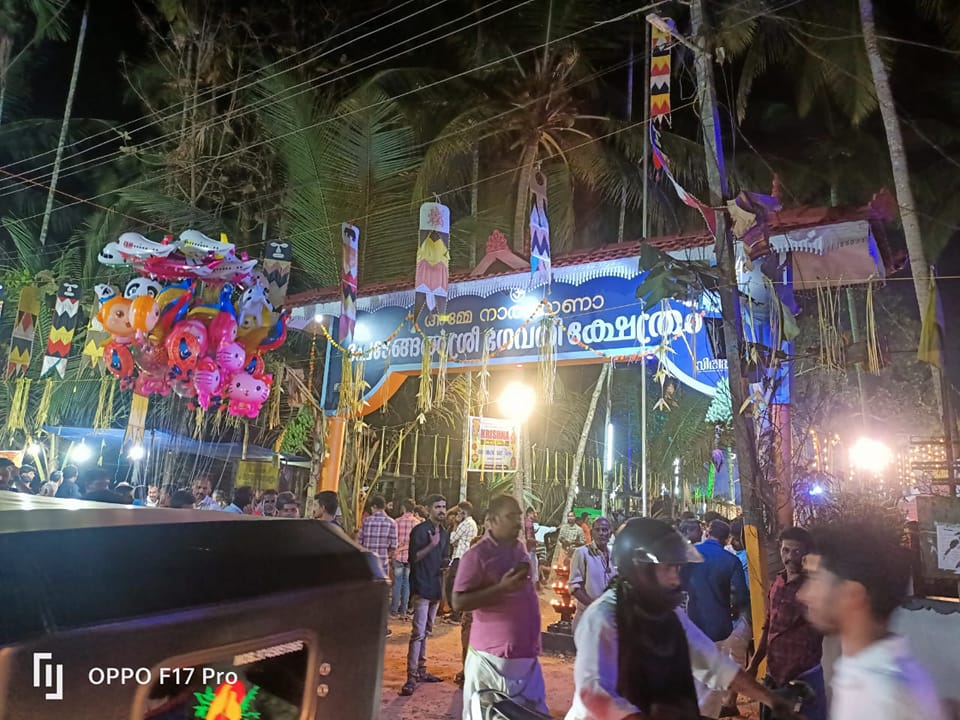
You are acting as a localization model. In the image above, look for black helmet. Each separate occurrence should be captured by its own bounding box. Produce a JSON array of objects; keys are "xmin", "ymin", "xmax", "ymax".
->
[{"xmin": 613, "ymin": 518, "xmax": 703, "ymax": 569}]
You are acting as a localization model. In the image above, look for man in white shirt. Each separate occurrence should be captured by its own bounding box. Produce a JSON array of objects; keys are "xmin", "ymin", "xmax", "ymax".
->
[
  {"xmin": 567, "ymin": 518, "xmax": 801, "ymax": 720},
  {"xmin": 799, "ymin": 524, "xmax": 946, "ymax": 720},
  {"xmin": 569, "ymin": 516, "xmax": 615, "ymax": 634}
]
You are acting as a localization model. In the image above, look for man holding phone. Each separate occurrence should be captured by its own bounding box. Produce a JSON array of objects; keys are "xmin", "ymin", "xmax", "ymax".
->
[
  {"xmin": 452, "ymin": 495, "xmax": 547, "ymax": 720},
  {"xmin": 402, "ymin": 494, "xmax": 450, "ymax": 697}
]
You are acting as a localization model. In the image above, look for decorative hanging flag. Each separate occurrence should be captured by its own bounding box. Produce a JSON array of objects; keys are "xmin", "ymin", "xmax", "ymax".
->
[
  {"xmin": 414, "ymin": 201, "xmax": 450, "ymax": 319},
  {"xmin": 41, "ymin": 280, "xmax": 82, "ymax": 378},
  {"xmin": 82, "ymin": 285, "xmax": 115, "ymax": 368},
  {"xmin": 340, "ymin": 223, "xmax": 359, "ymax": 346},
  {"xmin": 262, "ymin": 238, "xmax": 292, "ymax": 308},
  {"xmin": 124, "ymin": 392, "xmax": 150, "ymax": 449},
  {"xmin": 650, "ymin": 124, "xmax": 718, "ymax": 236},
  {"xmin": 529, "ymin": 169, "xmax": 551, "ymax": 289},
  {"xmin": 650, "ymin": 22, "xmax": 672, "ymax": 126},
  {"xmin": 6, "ymin": 286, "xmax": 40, "ymax": 378}
]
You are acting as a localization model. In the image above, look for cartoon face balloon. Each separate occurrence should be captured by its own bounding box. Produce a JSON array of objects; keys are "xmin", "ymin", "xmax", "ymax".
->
[
  {"xmin": 165, "ymin": 319, "xmax": 208, "ymax": 377},
  {"xmin": 226, "ymin": 371, "xmax": 272, "ymax": 418},
  {"xmin": 130, "ymin": 295, "xmax": 161, "ymax": 333},
  {"xmin": 216, "ymin": 341, "xmax": 246, "ymax": 375},
  {"xmin": 134, "ymin": 341, "xmax": 168, "ymax": 376},
  {"xmin": 97, "ymin": 297, "xmax": 135, "ymax": 341},
  {"xmin": 194, "ymin": 358, "xmax": 223, "ymax": 411},
  {"xmin": 103, "ymin": 342, "xmax": 135, "ymax": 384},
  {"xmin": 124, "ymin": 277, "xmax": 162, "ymax": 300}
]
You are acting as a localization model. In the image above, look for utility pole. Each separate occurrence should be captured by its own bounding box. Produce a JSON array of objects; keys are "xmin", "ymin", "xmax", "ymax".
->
[{"xmin": 686, "ymin": 0, "xmax": 770, "ymax": 628}]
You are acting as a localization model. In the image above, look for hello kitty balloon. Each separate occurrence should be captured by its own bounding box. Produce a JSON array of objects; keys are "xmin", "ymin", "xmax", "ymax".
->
[{"xmin": 226, "ymin": 371, "xmax": 272, "ymax": 418}]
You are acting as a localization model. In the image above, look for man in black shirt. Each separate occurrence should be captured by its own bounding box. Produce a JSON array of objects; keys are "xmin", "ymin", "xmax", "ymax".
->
[{"xmin": 401, "ymin": 494, "xmax": 449, "ymax": 697}]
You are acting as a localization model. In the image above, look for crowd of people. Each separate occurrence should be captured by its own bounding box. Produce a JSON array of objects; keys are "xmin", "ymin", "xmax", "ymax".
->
[
  {"xmin": 4, "ymin": 457, "xmax": 948, "ymax": 720},
  {"xmin": 357, "ymin": 493, "xmax": 947, "ymax": 720}
]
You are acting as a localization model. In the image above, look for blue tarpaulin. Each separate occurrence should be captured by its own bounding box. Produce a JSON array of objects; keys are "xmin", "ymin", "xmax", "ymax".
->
[{"xmin": 41, "ymin": 426, "xmax": 302, "ymax": 463}]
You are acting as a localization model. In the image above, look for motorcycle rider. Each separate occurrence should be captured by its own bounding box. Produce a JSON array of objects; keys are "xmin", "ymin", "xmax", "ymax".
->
[{"xmin": 567, "ymin": 518, "xmax": 803, "ymax": 720}]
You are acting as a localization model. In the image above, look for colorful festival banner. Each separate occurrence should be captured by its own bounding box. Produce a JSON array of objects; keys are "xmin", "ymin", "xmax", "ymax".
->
[
  {"xmin": 466, "ymin": 415, "xmax": 520, "ymax": 473},
  {"xmin": 414, "ymin": 201, "xmax": 450, "ymax": 318},
  {"xmin": 650, "ymin": 124, "xmax": 718, "ymax": 235},
  {"xmin": 650, "ymin": 22, "xmax": 672, "ymax": 125},
  {"xmin": 305, "ymin": 258, "xmax": 728, "ymax": 413},
  {"xmin": 529, "ymin": 170, "xmax": 551, "ymax": 289},
  {"xmin": 6, "ymin": 286, "xmax": 40, "ymax": 378},
  {"xmin": 340, "ymin": 223, "xmax": 359, "ymax": 346},
  {"xmin": 41, "ymin": 280, "xmax": 82, "ymax": 378},
  {"xmin": 262, "ymin": 239, "xmax": 292, "ymax": 308}
]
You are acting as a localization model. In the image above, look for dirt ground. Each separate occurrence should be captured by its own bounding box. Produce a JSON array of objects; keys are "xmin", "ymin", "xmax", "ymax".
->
[
  {"xmin": 378, "ymin": 593, "xmax": 759, "ymax": 720},
  {"xmin": 378, "ymin": 596, "xmax": 575, "ymax": 720}
]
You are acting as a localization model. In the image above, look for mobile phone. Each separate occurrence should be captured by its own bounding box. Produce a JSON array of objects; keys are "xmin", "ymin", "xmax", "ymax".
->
[{"xmin": 513, "ymin": 561, "xmax": 531, "ymax": 575}]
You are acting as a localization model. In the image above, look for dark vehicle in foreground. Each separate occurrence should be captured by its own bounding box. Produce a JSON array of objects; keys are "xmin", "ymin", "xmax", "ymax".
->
[{"xmin": 0, "ymin": 492, "xmax": 388, "ymax": 719}]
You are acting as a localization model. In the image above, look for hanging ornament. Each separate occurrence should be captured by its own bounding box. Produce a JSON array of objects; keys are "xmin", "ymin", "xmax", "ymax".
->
[
  {"xmin": 529, "ymin": 168, "xmax": 551, "ymax": 289},
  {"xmin": 865, "ymin": 278, "xmax": 883, "ymax": 375},
  {"xmin": 538, "ymin": 316, "xmax": 557, "ymax": 405},
  {"xmin": 417, "ymin": 338, "xmax": 433, "ymax": 414},
  {"xmin": 6, "ymin": 286, "xmax": 40, "ymax": 378},
  {"xmin": 414, "ymin": 201, "xmax": 450, "ymax": 320},
  {"xmin": 262, "ymin": 238, "xmax": 292, "ymax": 308},
  {"xmin": 40, "ymin": 280, "xmax": 82, "ymax": 379},
  {"xmin": 340, "ymin": 223, "xmax": 359, "ymax": 346},
  {"xmin": 435, "ymin": 333, "xmax": 448, "ymax": 405},
  {"xmin": 650, "ymin": 21, "xmax": 673, "ymax": 126}
]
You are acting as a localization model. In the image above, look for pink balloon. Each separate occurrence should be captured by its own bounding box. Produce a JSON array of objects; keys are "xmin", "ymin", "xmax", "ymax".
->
[
  {"xmin": 216, "ymin": 341, "xmax": 246, "ymax": 375},
  {"xmin": 208, "ymin": 311, "xmax": 238, "ymax": 347},
  {"xmin": 226, "ymin": 371, "xmax": 272, "ymax": 418},
  {"xmin": 194, "ymin": 358, "xmax": 223, "ymax": 410},
  {"xmin": 135, "ymin": 374, "xmax": 170, "ymax": 397}
]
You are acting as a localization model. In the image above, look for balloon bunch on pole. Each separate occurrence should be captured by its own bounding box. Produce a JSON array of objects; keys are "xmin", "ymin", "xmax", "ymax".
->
[{"xmin": 95, "ymin": 230, "xmax": 289, "ymax": 419}]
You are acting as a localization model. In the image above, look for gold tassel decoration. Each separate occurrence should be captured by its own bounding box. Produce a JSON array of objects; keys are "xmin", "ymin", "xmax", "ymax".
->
[
  {"xmin": 35, "ymin": 379, "xmax": 54, "ymax": 430},
  {"xmin": 434, "ymin": 333, "xmax": 448, "ymax": 405},
  {"xmin": 444, "ymin": 435, "xmax": 450, "ymax": 477},
  {"xmin": 267, "ymin": 365, "xmax": 283, "ymax": 430},
  {"xmin": 417, "ymin": 336, "xmax": 433, "ymax": 413},
  {"xmin": 338, "ymin": 354, "xmax": 354, "ymax": 416},
  {"xmin": 6, "ymin": 378, "xmax": 32, "ymax": 433},
  {"xmin": 816, "ymin": 285, "xmax": 844, "ymax": 371},
  {"xmin": 307, "ymin": 334, "xmax": 317, "ymax": 394},
  {"xmin": 865, "ymin": 279, "xmax": 883, "ymax": 375},
  {"xmin": 412, "ymin": 429, "xmax": 420, "ymax": 477},
  {"xmin": 93, "ymin": 375, "xmax": 113, "ymax": 430},
  {"xmin": 242, "ymin": 421, "xmax": 250, "ymax": 460},
  {"xmin": 381, "ymin": 352, "xmax": 391, "ymax": 414},
  {"xmin": 432, "ymin": 434, "xmax": 439, "ymax": 479},
  {"xmin": 478, "ymin": 329, "xmax": 492, "ymax": 411},
  {"xmin": 194, "ymin": 407, "xmax": 204, "ymax": 439},
  {"xmin": 538, "ymin": 316, "xmax": 557, "ymax": 405},
  {"xmin": 394, "ymin": 430, "xmax": 404, "ymax": 476}
]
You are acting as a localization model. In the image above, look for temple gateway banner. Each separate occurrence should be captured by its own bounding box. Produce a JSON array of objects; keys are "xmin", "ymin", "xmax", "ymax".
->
[{"xmin": 466, "ymin": 416, "xmax": 520, "ymax": 473}]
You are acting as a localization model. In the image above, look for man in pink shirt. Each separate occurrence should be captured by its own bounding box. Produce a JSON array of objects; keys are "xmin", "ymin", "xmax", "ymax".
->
[{"xmin": 452, "ymin": 495, "xmax": 546, "ymax": 720}]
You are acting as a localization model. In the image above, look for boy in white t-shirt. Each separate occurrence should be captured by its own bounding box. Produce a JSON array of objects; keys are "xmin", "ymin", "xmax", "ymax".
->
[{"xmin": 799, "ymin": 524, "xmax": 946, "ymax": 720}]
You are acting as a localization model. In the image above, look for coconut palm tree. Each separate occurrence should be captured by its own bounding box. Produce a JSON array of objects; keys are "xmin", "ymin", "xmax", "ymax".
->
[{"xmin": 0, "ymin": 0, "xmax": 69, "ymax": 127}]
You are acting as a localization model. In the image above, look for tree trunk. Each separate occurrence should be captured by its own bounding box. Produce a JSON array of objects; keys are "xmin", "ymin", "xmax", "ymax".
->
[
  {"xmin": 551, "ymin": 363, "xmax": 609, "ymax": 572},
  {"xmin": 858, "ymin": 0, "xmax": 930, "ymax": 315},
  {"xmin": 39, "ymin": 0, "xmax": 89, "ymax": 248},
  {"xmin": 512, "ymin": 139, "xmax": 538, "ymax": 255}
]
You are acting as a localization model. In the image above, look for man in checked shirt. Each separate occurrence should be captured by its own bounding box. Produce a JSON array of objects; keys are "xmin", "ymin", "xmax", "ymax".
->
[
  {"xmin": 358, "ymin": 494, "xmax": 398, "ymax": 578},
  {"xmin": 747, "ymin": 526, "xmax": 825, "ymax": 720}
]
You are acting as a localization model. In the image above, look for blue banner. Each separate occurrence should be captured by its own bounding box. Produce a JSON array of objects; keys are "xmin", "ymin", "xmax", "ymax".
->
[{"xmin": 301, "ymin": 259, "xmax": 730, "ymax": 413}]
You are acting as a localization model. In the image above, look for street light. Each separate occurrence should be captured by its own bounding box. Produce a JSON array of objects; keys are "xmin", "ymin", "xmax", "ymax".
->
[
  {"xmin": 127, "ymin": 443, "xmax": 146, "ymax": 461},
  {"xmin": 498, "ymin": 381, "xmax": 535, "ymax": 422},
  {"xmin": 69, "ymin": 442, "xmax": 93, "ymax": 464},
  {"xmin": 25, "ymin": 442, "xmax": 42, "ymax": 457},
  {"xmin": 849, "ymin": 437, "xmax": 893, "ymax": 475}
]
